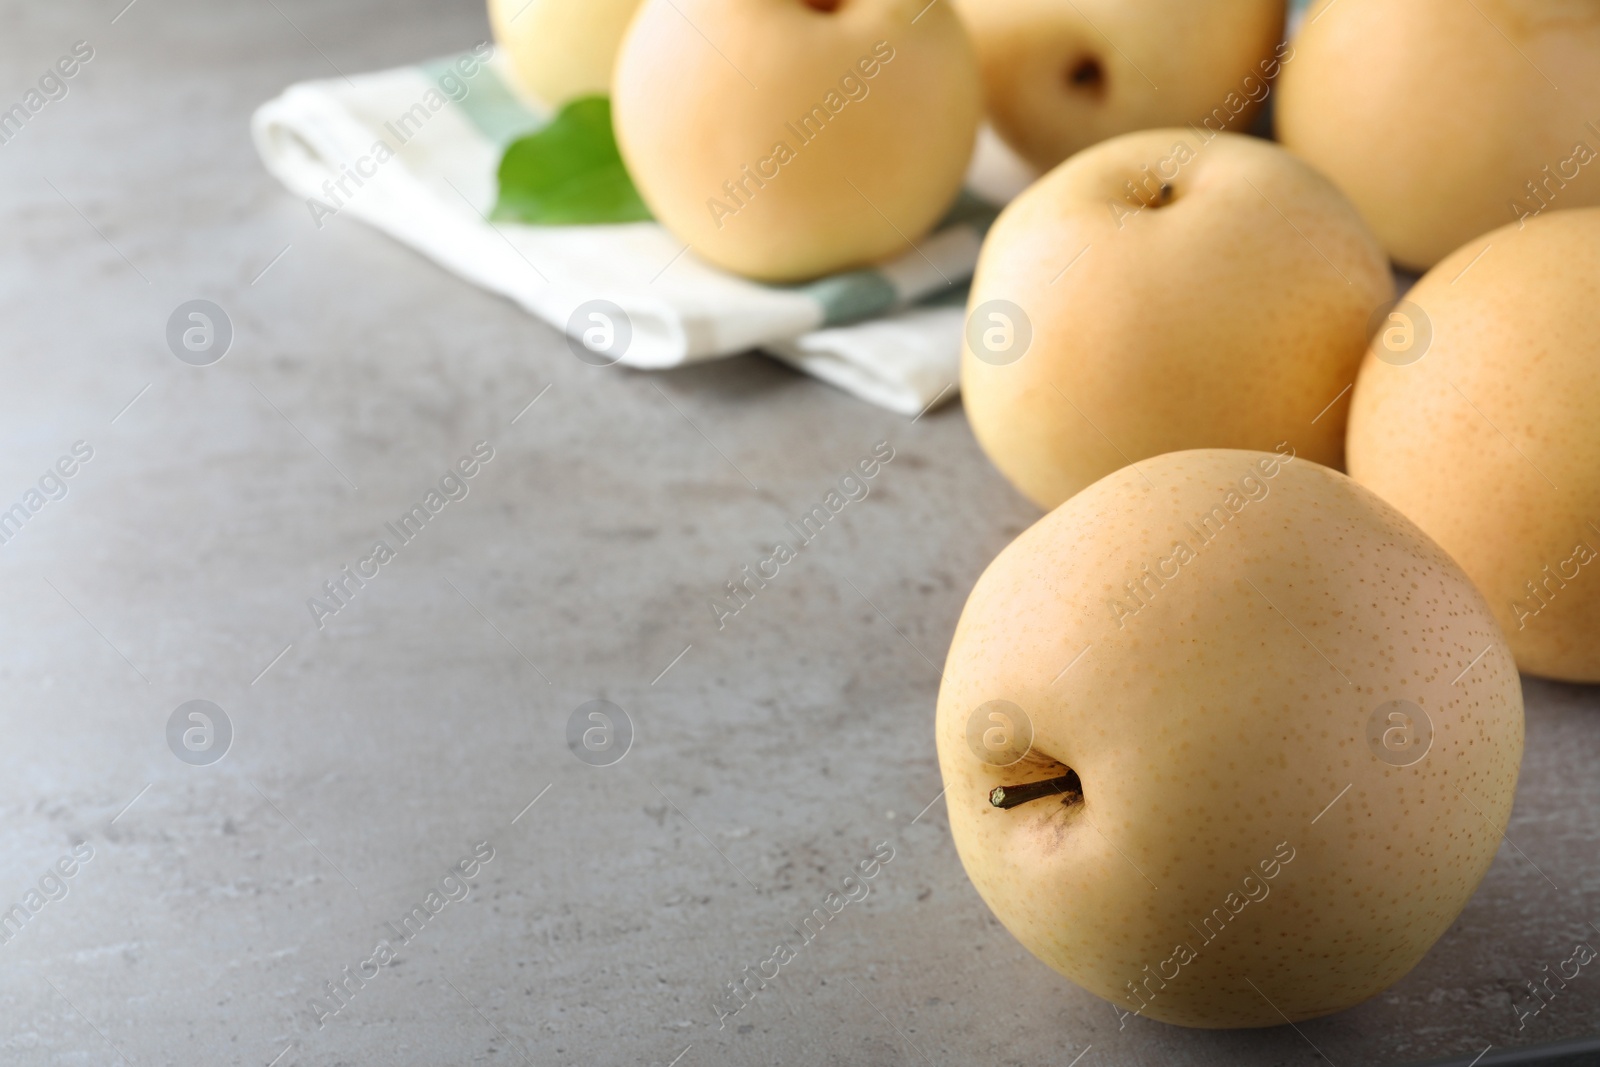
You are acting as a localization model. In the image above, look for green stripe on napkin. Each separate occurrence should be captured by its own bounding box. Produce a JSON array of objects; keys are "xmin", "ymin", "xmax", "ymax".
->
[{"xmin": 801, "ymin": 270, "xmax": 900, "ymax": 327}]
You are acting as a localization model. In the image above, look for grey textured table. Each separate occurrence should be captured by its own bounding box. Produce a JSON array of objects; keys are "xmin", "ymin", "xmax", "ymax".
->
[{"xmin": 1, "ymin": 2, "xmax": 1597, "ymax": 1065}]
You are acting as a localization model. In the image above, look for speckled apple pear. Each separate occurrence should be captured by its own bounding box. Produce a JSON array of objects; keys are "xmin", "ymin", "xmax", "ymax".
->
[
  {"xmin": 961, "ymin": 129, "xmax": 1392, "ymax": 511},
  {"xmin": 488, "ymin": 0, "xmax": 645, "ymax": 106},
  {"xmin": 953, "ymin": 0, "xmax": 1285, "ymax": 170},
  {"xmin": 936, "ymin": 449, "xmax": 1523, "ymax": 1028},
  {"xmin": 1347, "ymin": 209, "xmax": 1600, "ymax": 682},
  {"xmin": 611, "ymin": 0, "xmax": 981, "ymax": 282},
  {"xmin": 1277, "ymin": 0, "xmax": 1600, "ymax": 270}
]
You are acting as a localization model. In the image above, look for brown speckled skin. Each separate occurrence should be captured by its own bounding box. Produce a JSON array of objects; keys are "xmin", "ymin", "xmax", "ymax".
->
[
  {"xmin": 951, "ymin": 0, "xmax": 1284, "ymax": 170},
  {"xmin": 1277, "ymin": 0, "xmax": 1600, "ymax": 272},
  {"xmin": 934, "ymin": 450, "xmax": 1523, "ymax": 1028},
  {"xmin": 1348, "ymin": 209, "xmax": 1600, "ymax": 683},
  {"xmin": 961, "ymin": 130, "xmax": 1394, "ymax": 512}
]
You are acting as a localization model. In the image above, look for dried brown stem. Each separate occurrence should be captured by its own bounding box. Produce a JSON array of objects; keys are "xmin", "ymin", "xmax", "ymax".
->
[{"xmin": 989, "ymin": 770, "xmax": 1083, "ymax": 810}]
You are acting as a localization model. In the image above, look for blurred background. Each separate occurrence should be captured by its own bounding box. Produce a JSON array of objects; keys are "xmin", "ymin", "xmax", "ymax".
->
[{"xmin": 0, "ymin": 1, "xmax": 1596, "ymax": 1065}]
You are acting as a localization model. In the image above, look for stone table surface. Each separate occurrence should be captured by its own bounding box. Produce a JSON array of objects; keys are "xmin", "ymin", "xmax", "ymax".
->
[{"xmin": 0, "ymin": 1, "xmax": 1597, "ymax": 1065}]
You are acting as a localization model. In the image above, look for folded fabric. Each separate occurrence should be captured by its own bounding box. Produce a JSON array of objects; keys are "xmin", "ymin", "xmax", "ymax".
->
[{"xmin": 251, "ymin": 50, "xmax": 1017, "ymax": 415}]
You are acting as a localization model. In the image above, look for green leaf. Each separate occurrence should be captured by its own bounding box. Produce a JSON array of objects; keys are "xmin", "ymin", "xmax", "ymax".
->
[{"xmin": 490, "ymin": 96, "xmax": 652, "ymax": 225}]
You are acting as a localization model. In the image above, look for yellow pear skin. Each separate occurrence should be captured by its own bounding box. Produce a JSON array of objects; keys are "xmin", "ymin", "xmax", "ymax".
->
[
  {"xmin": 1347, "ymin": 209, "xmax": 1600, "ymax": 683},
  {"xmin": 936, "ymin": 449, "xmax": 1523, "ymax": 1028},
  {"xmin": 612, "ymin": 0, "xmax": 981, "ymax": 283},
  {"xmin": 953, "ymin": 0, "xmax": 1286, "ymax": 171},
  {"xmin": 1277, "ymin": 0, "xmax": 1600, "ymax": 271},
  {"xmin": 488, "ymin": 0, "xmax": 645, "ymax": 107},
  {"xmin": 961, "ymin": 129, "xmax": 1393, "ymax": 512}
]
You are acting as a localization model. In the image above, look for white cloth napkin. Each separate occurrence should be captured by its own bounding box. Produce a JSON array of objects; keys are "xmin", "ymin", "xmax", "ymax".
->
[{"xmin": 252, "ymin": 51, "xmax": 1033, "ymax": 415}]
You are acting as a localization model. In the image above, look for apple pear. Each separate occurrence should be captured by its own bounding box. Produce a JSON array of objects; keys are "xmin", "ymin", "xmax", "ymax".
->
[
  {"xmin": 488, "ymin": 0, "xmax": 645, "ymax": 107},
  {"xmin": 611, "ymin": 0, "xmax": 981, "ymax": 282},
  {"xmin": 952, "ymin": 0, "xmax": 1286, "ymax": 171},
  {"xmin": 936, "ymin": 449, "xmax": 1523, "ymax": 1027},
  {"xmin": 961, "ymin": 129, "xmax": 1393, "ymax": 511},
  {"xmin": 1277, "ymin": 0, "xmax": 1600, "ymax": 271},
  {"xmin": 1347, "ymin": 209, "xmax": 1600, "ymax": 682}
]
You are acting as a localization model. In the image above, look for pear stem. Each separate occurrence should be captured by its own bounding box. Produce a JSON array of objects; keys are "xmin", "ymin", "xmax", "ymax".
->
[{"xmin": 989, "ymin": 771, "xmax": 1082, "ymax": 810}]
